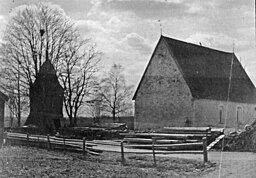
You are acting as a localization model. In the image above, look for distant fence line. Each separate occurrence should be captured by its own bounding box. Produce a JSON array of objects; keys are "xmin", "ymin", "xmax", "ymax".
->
[
  {"xmin": 4, "ymin": 116, "xmax": 135, "ymax": 130},
  {"xmin": 71, "ymin": 116, "xmax": 134, "ymax": 130}
]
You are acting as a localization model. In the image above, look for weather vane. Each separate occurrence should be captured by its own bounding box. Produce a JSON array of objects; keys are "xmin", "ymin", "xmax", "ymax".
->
[
  {"xmin": 232, "ymin": 40, "xmax": 235, "ymax": 54},
  {"xmin": 9, "ymin": 0, "xmax": 15, "ymax": 13},
  {"xmin": 158, "ymin": 20, "xmax": 162, "ymax": 35}
]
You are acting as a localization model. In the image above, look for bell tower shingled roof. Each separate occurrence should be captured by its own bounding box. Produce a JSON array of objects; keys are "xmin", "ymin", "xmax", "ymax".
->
[{"xmin": 39, "ymin": 60, "xmax": 56, "ymax": 75}]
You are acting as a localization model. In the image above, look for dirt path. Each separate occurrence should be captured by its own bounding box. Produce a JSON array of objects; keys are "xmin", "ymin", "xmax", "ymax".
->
[
  {"xmin": 201, "ymin": 152, "xmax": 256, "ymax": 178},
  {"xmin": 94, "ymin": 143, "xmax": 256, "ymax": 177},
  {"xmin": 157, "ymin": 151, "xmax": 256, "ymax": 178}
]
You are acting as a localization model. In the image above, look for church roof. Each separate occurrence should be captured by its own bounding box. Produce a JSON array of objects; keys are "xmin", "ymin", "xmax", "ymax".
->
[{"xmin": 133, "ymin": 35, "xmax": 256, "ymax": 103}]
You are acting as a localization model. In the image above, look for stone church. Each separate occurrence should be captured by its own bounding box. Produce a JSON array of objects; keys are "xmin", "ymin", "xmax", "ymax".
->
[
  {"xmin": 133, "ymin": 35, "xmax": 256, "ymax": 130},
  {"xmin": 25, "ymin": 60, "xmax": 64, "ymax": 131}
]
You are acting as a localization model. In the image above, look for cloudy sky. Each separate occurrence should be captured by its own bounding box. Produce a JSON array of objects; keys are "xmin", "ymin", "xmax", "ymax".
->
[{"xmin": 0, "ymin": 0, "xmax": 255, "ymax": 88}]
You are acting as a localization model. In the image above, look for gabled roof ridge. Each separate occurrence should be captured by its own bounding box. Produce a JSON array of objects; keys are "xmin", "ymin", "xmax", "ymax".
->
[
  {"xmin": 161, "ymin": 35, "xmax": 233, "ymax": 55},
  {"xmin": 132, "ymin": 36, "xmax": 163, "ymax": 100},
  {"xmin": 133, "ymin": 35, "xmax": 256, "ymax": 103},
  {"xmin": 232, "ymin": 54, "xmax": 256, "ymax": 89}
]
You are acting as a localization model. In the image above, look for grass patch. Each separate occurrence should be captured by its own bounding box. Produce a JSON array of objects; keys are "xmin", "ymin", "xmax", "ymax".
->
[{"xmin": 0, "ymin": 146, "xmax": 216, "ymax": 178}]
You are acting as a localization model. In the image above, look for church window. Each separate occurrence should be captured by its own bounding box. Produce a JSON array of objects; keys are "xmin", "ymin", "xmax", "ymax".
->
[
  {"xmin": 236, "ymin": 106, "xmax": 243, "ymax": 124},
  {"xmin": 218, "ymin": 105, "xmax": 224, "ymax": 124}
]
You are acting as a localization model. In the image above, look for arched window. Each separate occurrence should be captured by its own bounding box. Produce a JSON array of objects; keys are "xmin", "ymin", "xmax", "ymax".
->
[
  {"xmin": 218, "ymin": 105, "xmax": 224, "ymax": 124},
  {"xmin": 236, "ymin": 106, "xmax": 243, "ymax": 124}
]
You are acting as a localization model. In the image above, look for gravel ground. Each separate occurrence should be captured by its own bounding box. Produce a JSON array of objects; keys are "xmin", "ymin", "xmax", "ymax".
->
[
  {"xmin": 200, "ymin": 152, "xmax": 256, "ymax": 178},
  {"xmin": 0, "ymin": 146, "xmax": 215, "ymax": 178},
  {"xmin": 157, "ymin": 151, "xmax": 256, "ymax": 178}
]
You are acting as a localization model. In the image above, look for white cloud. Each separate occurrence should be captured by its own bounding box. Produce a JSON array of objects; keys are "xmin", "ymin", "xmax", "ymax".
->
[
  {"xmin": 0, "ymin": 15, "xmax": 5, "ymax": 20},
  {"xmin": 76, "ymin": 19, "xmax": 107, "ymax": 34},
  {"xmin": 119, "ymin": 33, "xmax": 152, "ymax": 55},
  {"xmin": 186, "ymin": 32, "xmax": 254, "ymax": 54},
  {"xmin": 0, "ymin": 0, "xmax": 255, "ymax": 87},
  {"xmin": 186, "ymin": 33, "xmax": 236, "ymax": 52},
  {"xmin": 89, "ymin": 0, "xmax": 190, "ymax": 20},
  {"xmin": 0, "ymin": 15, "xmax": 7, "ymax": 39},
  {"xmin": 105, "ymin": 16, "xmax": 124, "ymax": 33}
]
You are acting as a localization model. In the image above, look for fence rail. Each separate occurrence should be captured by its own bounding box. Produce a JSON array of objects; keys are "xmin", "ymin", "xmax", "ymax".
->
[
  {"xmin": 120, "ymin": 127, "xmax": 211, "ymax": 165},
  {"xmin": 4, "ymin": 131, "xmax": 209, "ymax": 166},
  {"xmin": 5, "ymin": 132, "xmax": 101, "ymax": 156}
]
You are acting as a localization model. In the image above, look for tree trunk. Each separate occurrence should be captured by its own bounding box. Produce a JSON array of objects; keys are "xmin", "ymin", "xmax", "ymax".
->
[
  {"xmin": 112, "ymin": 110, "xmax": 115, "ymax": 123},
  {"xmin": 74, "ymin": 117, "xmax": 77, "ymax": 127},
  {"xmin": 69, "ymin": 116, "xmax": 74, "ymax": 127},
  {"xmin": 95, "ymin": 116, "xmax": 100, "ymax": 124},
  {"xmin": 10, "ymin": 116, "xmax": 13, "ymax": 127},
  {"xmin": 17, "ymin": 117, "xmax": 21, "ymax": 127}
]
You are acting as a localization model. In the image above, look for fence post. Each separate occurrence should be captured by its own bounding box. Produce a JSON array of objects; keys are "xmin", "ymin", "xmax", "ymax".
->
[
  {"xmin": 37, "ymin": 136, "xmax": 40, "ymax": 148},
  {"xmin": 120, "ymin": 141, "xmax": 125, "ymax": 165},
  {"xmin": 47, "ymin": 134, "xmax": 51, "ymax": 150},
  {"xmin": 3, "ymin": 131, "xmax": 7, "ymax": 146},
  {"xmin": 203, "ymin": 137, "xmax": 208, "ymax": 163},
  {"xmin": 83, "ymin": 137, "xmax": 86, "ymax": 155},
  {"xmin": 63, "ymin": 138, "xmax": 66, "ymax": 151},
  {"xmin": 152, "ymin": 138, "xmax": 156, "ymax": 167},
  {"xmin": 26, "ymin": 133, "xmax": 29, "ymax": 147}
]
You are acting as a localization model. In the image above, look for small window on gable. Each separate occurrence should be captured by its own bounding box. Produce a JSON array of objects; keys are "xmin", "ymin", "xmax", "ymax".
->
[
  {"xmin": 218, "ymin": 105, "xmax": 224, "ymax": 124},
  {"xmin": 236, "ymin": 106, "xmax": 243, "ymax": 124}
]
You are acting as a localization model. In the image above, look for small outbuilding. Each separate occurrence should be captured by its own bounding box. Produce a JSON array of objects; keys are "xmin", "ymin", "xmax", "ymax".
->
[{"xmin": 0, "ymin": 91, "xmax": 8, "ymax": 147}]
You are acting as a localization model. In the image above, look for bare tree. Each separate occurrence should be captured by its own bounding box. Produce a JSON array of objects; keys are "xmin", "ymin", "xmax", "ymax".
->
[
  {"xmin": 0, "ymin": 46, "xmax": 28, "ymax": 126},
  {"xmin": 86, "ymin": 86, "xmax": 106, "ymax": 123},
  {"xmin": 59, "ymin": 44, "xmax": 101, "ymax": 126},
  {"xmin": 100, "ymin": 64, "xmax": 133, "ymax": 122},
  {"xmin": 0, "ymin": 3, "xmax": 75, "ymax": 88},
  {"xmin": 0, "ymin": 3, "xmax": 100, "ymax": 127},
  {"xmin": 5, "ymin": 89, "xmax": 29, "ymax": 127}
]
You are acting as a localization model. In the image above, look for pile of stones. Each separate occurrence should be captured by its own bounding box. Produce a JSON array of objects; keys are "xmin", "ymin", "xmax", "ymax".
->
[{"xmin": 224, "ymin": 120, "xmax": 256, "ymax": 152}]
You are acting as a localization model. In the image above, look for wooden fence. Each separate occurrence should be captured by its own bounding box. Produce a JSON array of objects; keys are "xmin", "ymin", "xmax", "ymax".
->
[
  {"xmin": 119, "ymin": 127, "xmax": 212, "ymax": 165},
  {"xmin": 3, "ymin": 127, "xmax": 213, "ymax": 166},
  {"xmin": 4, "ymin": 132, "xmax": 101, "ymax": 156}
]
